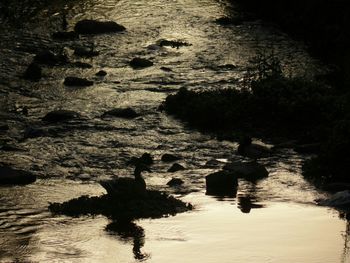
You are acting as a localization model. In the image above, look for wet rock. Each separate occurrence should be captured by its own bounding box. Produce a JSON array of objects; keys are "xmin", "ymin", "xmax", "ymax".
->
[
  {"xmin": 96, "ymin": 70, "xmax": 107, "ymax": 77},
  {"xmin": 24, "ymin": 62, "xmax": 42, "ymax": 81},
  {"xmin": 102, "ymin": 107, "xmax": 139, "ymax": 119},
  {"xmin": 205, "ymin": 170, "xmax": 238, "ymax": 196},
  {"xmin": 157, "ymin": 39, "xmax": 191, "ymax": 48},
  {"xmin": 42, "ymin": 110, "xmax": 80, "ymax": 123},
  {"xmin": 129, "ymin": 58, "xmax": 153, "ymax": 69},
  {"xmin": 0, "ymin": 143, "xmax": 23, "ymax": 152},
  {"xmin": 167, "ymin": 163, "xmax": 185, "ymax": 173},
  {"xmin": 161, "ymin": 153, "xmax": 182, "ymax": 162},
  {"xmin": 0, "ymin": 166, "xmax": 36, "ymax": 185},
  {"xmin": 74, "ymin": 19, "xmax": 126, "ymax": 34},
  {"xmin": 223, "ymin": 161, "xmax": 268, "ymax": 181},
  {"xmin": 0, "ymin": 123, "xmax": 9, "ymax": 131},
  {"xmin": 23, "ymin": 127, "xmax": 49, "ymax": 139},
  {"xmin": 160, "ymin": 67, "xmax": 172, "ymax": 72},
  {"xmin": 34, "ymin": 50, "xmax": 66, "ymax": 66},
  {"xmin": 73, "ymin": 46, "xmax": 99, "ymax": 57},
  {"xmin": 237, "ymin": 137, "xmax": 272, "ymax": 159},
  {"xmin": 167, "ymin": 178, "xmax": 184, "ymax": 186},
  {"xmin": 52, "ymin": 31, "xmax": 79, "ymax": 40},
  {"xmin": 49, "ymin": 190, "xmax": 192, "ymax": 220},
  {"xmin": 71, "ymin": 62, "xmax": 93, "ymax": 69},
  {"xmin": 64, "ymin": 77, "xmax": 94, "ymax": 87},
  {"xmin": 204, "ymin": 159, "xmax": 225, "ymax": 168}
]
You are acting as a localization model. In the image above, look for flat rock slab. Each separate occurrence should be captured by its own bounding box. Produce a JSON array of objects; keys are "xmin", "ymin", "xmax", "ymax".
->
[
  {"xmin": 74, "ymin": 19, "xmax": 126, "ymax": 34},
  {"xmin": 49, "ymin": 190, "xmax": 192, "ymax": 220},
  {"xmin": 0, "ymin": 166, "xmax": 36, "ymax": 185}
]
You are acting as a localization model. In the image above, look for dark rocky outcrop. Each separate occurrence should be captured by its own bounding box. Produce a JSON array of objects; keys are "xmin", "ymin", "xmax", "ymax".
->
[
  {"xmin": 0, "ymin": 166, "xmax": 36, "ymax": 185},
  {"xmin": 161, "ymin": 154, "xmax": 182, "ymax": 162},
  {"xmin": 167, "ymin": 163, "xmax": 185, "ymax": 173},
  {"xmin": 24, "ymin": 62, "xmax": 42, "ymax": 81},
  {"xmin": 74, "ymin": 19, "xmax": 126, "ymax": 34},
  {"xmin": 42, "ymin": 110, "xmax": 80, "ymax": 123},
  {"xmin": 64, "ymin": 77, "xmax": 94, "ymax": 87},
  {"xmin": 102, "ymin": 107, "xmax": 139, "ymax": 119},
  {"xmin": 167, "ymin": 178, "xmax": 184, "ymax": 187},
  {"xmin": 49, "ymin": 190, "xmax": 192, "ymax": 220},
  {"xmin": 205, "ymin": 170, "xmax": 238, "ymax": 196},
  {"xmin": 129, "ymin": 58, "xmax": 153, "ymax": 69},
  {"xmin": 223, "ymin": 161, "xmax": 268, "ymax": 181},
  {"xmin": 52, "ymin": 31, "xmax": 79, "ymax": 40}
]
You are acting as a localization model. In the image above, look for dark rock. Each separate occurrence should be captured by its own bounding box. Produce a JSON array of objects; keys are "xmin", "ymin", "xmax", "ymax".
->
[
  {"xmin": 157, "ymin": 39, "xmax": 191, "ymax": 48},
  {"xmin": 24, "ymin": 62, "xmax": 42, "ymax": 81},
  {"xmin": 34, "ymin": 50, "xmax": 65, "ymax": 66},
  {"xmin": 237, "ymin": 137, "xmax": 272, "ymax": 159},
  {"xmin": 23, "ymin": 127, "xmax": 49, "ymax": 139},
  {"xmin": 129, "ymin": 58, "xmax": 153, "ymax": 69},
  {"xmin": 161, "ymin": 153, "xmax": 181, "ymax": 162},
  {"xmin": 205, "ymin": 170, "xmax": 238, "ymax": 196},
  {"xmin": 0, "ymin": 166, "xmax": 36, "ymax": 185},
  {"xmin": 0, "ymin": 143, "xmax": 23, "ymax": 152},
  {"xmin": 167, "ymin": 178, "xmax": 184, "ymax": 186},
  {"xmin": 49, "ymin": 190, "xmax": 192, "ymax": 220},
  {"xmin": 73, "ymin": 47, "xmax": 100, "ymax": 57},
  {"xmin": 96, "ymin": 70, "xmax": 107, "ymax": 77},
  {"xmin": 64, "ymin": 77, "xmax": 94, "ymax": 87},
  {"xmin": 167, "ymin": 163, "xmax": 185, "ymax": 173},
  {"xmin": 0, "ymin": 123, "xmax": 9, "ymax": 131},
  {"xmin": 102, "ymin": 107, "xmax": 139, "ymax": 119},
  {"xmin": 42, "ymin": 110, "xmax": 80, "ymax": 123},
  {"xmin": 74, "ymin": 19, "xmax": 126, "ymax": 34},
  {"xmin": 160, "ymin": 67, "xmax": 173, "ymax": 72},
  {"xmin": 223, "ymin": 161, "xmax": 268, "ymax": 181},
  {"xmin": 52, "ymin": 31, "xmax": 79, "ymax": 40}
]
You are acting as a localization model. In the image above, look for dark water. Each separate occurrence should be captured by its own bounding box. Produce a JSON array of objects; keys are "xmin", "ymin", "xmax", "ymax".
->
[{"xmin": 0, "ymin": 1, "xmax": 348, "ymax": 262}]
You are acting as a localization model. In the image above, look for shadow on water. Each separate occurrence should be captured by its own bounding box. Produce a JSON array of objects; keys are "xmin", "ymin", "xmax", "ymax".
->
[{"xmin": 106, "ymin": 220, "xmax": 149, "ymax": 261}]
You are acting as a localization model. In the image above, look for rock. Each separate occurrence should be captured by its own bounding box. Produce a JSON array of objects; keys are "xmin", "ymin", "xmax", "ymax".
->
[
  {"xmin": 157, "ymin": 39, "xmax": 191, "ymax": 48},
  {"xmin": 102, "ymin": 107, "xmax": 139, "ymax": 119},
  {"xmin": 0, "ymin": 123, "xmax": 9, "ymax": 131},
  {"xmin": 129, "ymin": 58, "xmax": 153, "ymax": 69},
  {"xmin": 24, "ymin": 62, "xmax": 42, "ymax": 81},
  {"xmin": 160, "ymin": 67, "xmax": 172, "ymax": 72},
  {"xmin": 73, "ymin": 46, "xmax": 99, "ymax": 57},
  {"xmin": 52, "ymin": 31, "xmax": 79, "ymax": 40},
  {"xmin": 74, "ymin": 19, "xmax": 126, "ymax": 34},
  {"xmin": 0, "ymin": 166, "xmax": 36, "ymax": 185},
  {"xmin": 23, "ymin": 127, "xmax": 49, "ymax": 139},
  {"xmin": 167, "ymin": 178, "xmax": 184, "ymax": 186},
  {"xmin": 205, "ymin": 170, "xmax": 238, "ymax": 196},
  {"xmin": 34, "ymin": 50, "xmax": 66, "ymax": 66},
  {"xmin": 96, "ymin": 70, "xmax": 107, "ymax": 77},
  {"xmin": 64, "ymin": 77, "xmax": 94, "ymax": 87},
  {"xmin": 237, "ymin": 136, "xmax": 272, "ymax": 159},
  {"xmin": 42, "ymin": 110, "xmax": 80, "ymax": 123},
  {"xmin": 161, "ymin": 153, "xmax": 181, "ymax": 162},
  {"xmin": 167, "ymin": 163, "xmax": 185, "ymax": 173},
  {"xmin": 204, "ymin": 159, "xmax": 225, "ymax": 168},
  {"xmin": 223, "ymin": 161, "xmax": 268, "ymax": 181}
]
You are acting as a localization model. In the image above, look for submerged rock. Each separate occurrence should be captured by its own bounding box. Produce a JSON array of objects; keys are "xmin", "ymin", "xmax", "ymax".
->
[
  {"xmin": 0, "ymin": 166, "xmax": 36, "ymax": 185},
  {"xmin": 52, "ymin": 31, "xmax": 79, "ymax": 40},
  {"xmin": 96, "ymin": 70, "xmax": 107, "ymax": 77},
  {"xmin": 64, "ymin": 77, "xmax": 94, "ymax": 87},
  {"xmin": 237, "ymin": 137, "xmax": 272, "ymax": 159},
  {"xmin": 102, "ymin": 107, "xmax": 139, "ymax": 119},
  {"xmin": 34, "ymin": 50, "xmax": 67, "ymax": 66},
  {"xmin": 73, "ymin": 47, "xmax": 99, "ymax": 57},
  {"xmin": 161, "ymin": 153, "xmax": 182, "ymax": 162},
  {"xmin": 24, "ymin": 62, "xmax": 42, "ymax": 81},
  {"xmin": 49, "ymin": 190, "xmax": 192, "ymax": 220},
  {"xmin": 167, "ymin": 163, "xmax": 185, "ymax": 173},
  {"xmin": 157, "ymin": 39, "xmax": 191, "ymax": 48},
  {"xmin": 205, "ymin": 170, "xmax": 238, "ymax": 196},
  {"xmin": 167, "ymin": 178, "xmax": 184, "ymax": 187},
  {"xmin": 223, "ymin": 161, "xmax": 268, "ymax": 181},
  {"xmin": 129, "ymin": 58, "xmax": 153, "ymax": 69},
  {"xmin": 42, "ymin": 110, "xmax": 80, "ymax": 123},
  {"xmin": 74, "ymin": 19, "xmax": 126, "ymax": 34}
]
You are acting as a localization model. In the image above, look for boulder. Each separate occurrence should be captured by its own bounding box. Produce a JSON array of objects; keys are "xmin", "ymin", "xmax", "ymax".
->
[
  {"xmin": 102, "ymin": 107, "xmax": 139, "ymax": 119},
  {"xmin": 52, "ymin": 31, "xmax": 79, "ymax": 40},
  {"xmin": 161, "ymin": 153, "xmax": 181, "ymax": 162},
  {"xmin": 205, "ymin": 170, "xmax": 238, "ymax": 196},
  {"xmin": 74, "ymin": 19, "xmax": 126, "ymax": 34},
  {"xmin": 64, "ymin": 77, "xmax": 94, "ymax": 87},
  {"xmin": 0, "ymin": 166, "xmax": 36, "ymax": 185},
  {"xmin": 42, "ymin": 110, "xmax": 80, "ymax": 123},
  {"xmin": 96, "ymin": 70, "xmax": 107, "ymax": 77},
  {"xmin": 167, "ymin": 178, "xmax": 184, "ymax": 187},
  {"xmin": 223, "ymin": 161, "xmax": 268, "ymax": 181},
  {"xmin": 129, "ymin": 58, "xmax": 153, "ymax": 69},
  {"xmin": 24, "ymin": 62, "xmax": 42, "ymax": 81},
  {"xmin": 167, "ymin": 163, "xmax": 185, "ymax": 173}
]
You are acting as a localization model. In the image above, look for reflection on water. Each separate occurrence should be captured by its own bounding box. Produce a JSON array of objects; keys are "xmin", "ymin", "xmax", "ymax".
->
[{"xmin": 0, "ymin": 0, "xmax": 344, "ymax": 262}]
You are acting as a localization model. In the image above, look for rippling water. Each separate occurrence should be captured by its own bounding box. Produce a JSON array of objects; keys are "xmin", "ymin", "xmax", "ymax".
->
[{"xmin": 0, "ymin": 0, "xmax": 348, "ymax": 262}]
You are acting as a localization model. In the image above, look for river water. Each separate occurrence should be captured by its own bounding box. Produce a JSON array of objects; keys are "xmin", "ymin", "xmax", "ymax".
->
[{"xmin": 0, "ymin": 0, "xmax": 348, "ymax": 262}]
